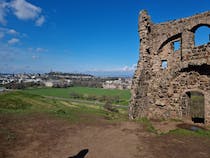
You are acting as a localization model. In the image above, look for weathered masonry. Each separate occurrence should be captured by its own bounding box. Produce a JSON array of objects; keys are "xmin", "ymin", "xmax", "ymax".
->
[{"xmin": 129, "ymin": 11, "xmax": 210, "ymax": 125}]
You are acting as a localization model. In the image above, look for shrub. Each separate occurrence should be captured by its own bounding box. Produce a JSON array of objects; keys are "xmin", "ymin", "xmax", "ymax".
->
[
  {"xmin": 69, "ymin": 92, "xmax": 82, "ymax": 99},
  {"xmin": 103, "ymin": 101, "xmax": 119, "ymax": 113}
]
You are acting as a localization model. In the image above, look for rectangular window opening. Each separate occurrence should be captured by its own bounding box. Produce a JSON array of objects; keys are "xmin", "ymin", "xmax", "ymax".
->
[
  {"xmin": 161, "ymin": 60, "xmax": 168, "ymax": 69},
  {"xmin": 173, "ymin": 41, "xmax": 181, "ymax": 51}
]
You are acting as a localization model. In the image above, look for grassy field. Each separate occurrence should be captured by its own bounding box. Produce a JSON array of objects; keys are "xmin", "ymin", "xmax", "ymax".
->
[
  {"xmin": 1, "ymin": 91, "xmax": 210, "ymax": 138},
  {"xmin": 24, "ymin": 87, "xmax": 131, "ymax": 105},
  {"xmin": 0, "ymin": 91, "xmax": 128, "ymax": 122}
]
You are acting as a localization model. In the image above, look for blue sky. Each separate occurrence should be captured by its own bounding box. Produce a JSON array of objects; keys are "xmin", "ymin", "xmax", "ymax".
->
[{"xmin": 0, "ymin": 0, "xmax": 209, "ymax": 75}]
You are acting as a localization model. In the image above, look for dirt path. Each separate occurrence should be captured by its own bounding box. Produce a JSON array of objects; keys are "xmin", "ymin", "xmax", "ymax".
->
[{"xmin": 0, "ymin": 114, "xmax": 210, "ymax": 158}]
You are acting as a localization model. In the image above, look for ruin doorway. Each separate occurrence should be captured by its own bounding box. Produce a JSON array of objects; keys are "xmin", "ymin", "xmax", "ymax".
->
[{"xmin": 181, "ymin": 91, "xmax": 205, "ymax": 123}]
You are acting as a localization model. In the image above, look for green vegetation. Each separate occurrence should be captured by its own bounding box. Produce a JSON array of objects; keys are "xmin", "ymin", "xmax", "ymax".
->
[
  {"xmin": 103, "ymin": 101, "xmax": 119, "ymax": 113},
  {"xmin": 137, "ymin": 117, "xmax": 157, "ymax": 133},
  {"xmin": 0, "ymin": 91, "xmax": 127, "ymax": 122},
  {"xmin": 1, "ymin": 91, "xmax": 210, "ymax": 138},
  {"xmin": 168, "ymin": 128, "xmax": 210, "ymax": 138},
  {"xmin": 0, "ymin": 92, "xmax": 35, "ymax": 113},
  {"xmin": 24, "ymin": 87, "xmax": 131, "ymax": 105},
  {"xmin": 190, "ymin": 92, "xmax": 204, "ymax": 118}
]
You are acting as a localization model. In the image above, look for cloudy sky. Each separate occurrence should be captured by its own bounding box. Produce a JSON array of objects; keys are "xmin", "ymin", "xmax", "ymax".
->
[{"xmin": 0, "ymin": 0, "xmax": 209, "ymax": 75}]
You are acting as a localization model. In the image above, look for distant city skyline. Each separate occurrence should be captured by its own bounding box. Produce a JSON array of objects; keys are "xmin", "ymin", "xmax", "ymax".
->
[{"xmin": 0, "ymin": 0, "xmax": 209, "ymax": 76}]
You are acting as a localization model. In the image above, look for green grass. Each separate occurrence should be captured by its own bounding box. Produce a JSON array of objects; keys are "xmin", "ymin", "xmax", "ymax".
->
[
  {"xmin": 137, "ymin": 117, "xmax": 157, "ymax": 133},
  {"xmin": 168, "ymin": 128, "xmax": 210, "ymax": 138},
  {"xmin": 23, "ymin": 87, "xmax": 131, "ymax": 105},
  {"xmin": 0, "ymin": 91, "xmax": 128, "ymax": 122},
  {"xmin": 190, "ymin": 95, "xmax": 204, "ymax": 116},
  {"xmin": 0, "ymin": 92, "xmax": 35, "ymax": 113}
]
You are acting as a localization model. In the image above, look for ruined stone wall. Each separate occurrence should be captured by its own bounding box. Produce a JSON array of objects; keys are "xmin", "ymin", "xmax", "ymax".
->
[{"xmin": 129, "ymin": 11, "xmax": 210, "ymax": 125}]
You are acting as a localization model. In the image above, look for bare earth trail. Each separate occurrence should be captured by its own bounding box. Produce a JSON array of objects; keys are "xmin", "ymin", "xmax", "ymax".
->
[{"xmin": 1, "ymin": 114, "xmax": 210, "ymax": 158}]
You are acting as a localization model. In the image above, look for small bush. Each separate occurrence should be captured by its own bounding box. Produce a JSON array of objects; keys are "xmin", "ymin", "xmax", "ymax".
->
[
  {"xmin": 103, "ymin": 101, "xmax": 119, "ymax": 113},
  {"xmin": 55, "ymin": 109, "xmax": 66, "ymax": 115},
  {"xmin": 69, "ymin": 92, "xmax": 82, "ymax": 99}
]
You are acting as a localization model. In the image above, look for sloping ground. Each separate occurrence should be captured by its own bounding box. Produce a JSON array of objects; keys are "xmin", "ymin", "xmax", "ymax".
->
[
  {"xmin": 0, "ymin": 113, "xmax": 146, "ymax": 158},
  {"xmin": 0, "ymin": 92, "xmax": 210, "ymax": 158},
  {"xmin": 1, "ymin": 113, "xmax": 210, "ymax": 158}
]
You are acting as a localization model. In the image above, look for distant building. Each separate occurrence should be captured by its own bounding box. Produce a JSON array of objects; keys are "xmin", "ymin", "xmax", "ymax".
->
[
  {"xmin": 43, "ymin": 80, "xmax": 72, "ymax": 88},
  {"xmin": 44, "ymin": 81, "xmax": 54, "ymax": 87},
  {"xmin": 102, "ymin": 78, "xmax": 132, "ymax": 90},
  {"xmin": 0, "ymin": 87, "xmax": 6, "ymax": 92}
]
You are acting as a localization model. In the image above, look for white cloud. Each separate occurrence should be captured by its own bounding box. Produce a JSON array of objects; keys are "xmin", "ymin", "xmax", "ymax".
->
[
  {"xmin": 0, "ymin": 27, "xmax": 24, "ymax": 41},
  {"xmin": 11, "ymin": 0, "xmax": 41, "ymax": 20},
  {"xmin": 89, "ymin": 64, "xmax": 137, "ymax": 73},
  {"xmin": 35, "ymin": 15, "xmax": 45, "ymax": 26},
  {"xmin": 28, "ymin": 47, "xmax": 48, "ymax": 53},
  {"xmin": 36, "ymin": 47, "xmax": 48, "ymax": 52},
  {"xmin": 32, "ymin": 55, "xmax": 39, "ymax": 60},
  {"xmin": 121, "ymin": 64, "xmax": 137, "ymax": 72},
  {"xmin": 8, "ymin": 29, "xmax": 18, "ymax": 35},
  {"xmin": 0, "ymin": 43, "xmax": 46, "ymax": 73},
  {"xmin": 8, "ymin": 38, "xmax": 20, "ymax": 44},
  {"xmin": 0, "ymin": 1, "xmax": 8, "ymax": 25},
  {"xmin": 0, "ymin": 0, "xmax": 45, "ymax": 26},
  {"xmin": 0, "ymin": 27, "xmax": 19, "ymax": 35}
]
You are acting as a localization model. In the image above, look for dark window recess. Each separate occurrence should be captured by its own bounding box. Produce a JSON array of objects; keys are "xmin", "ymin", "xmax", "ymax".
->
[{"xmin": 180, "ymin": 64, "xmax": 210, "ymax": 76}]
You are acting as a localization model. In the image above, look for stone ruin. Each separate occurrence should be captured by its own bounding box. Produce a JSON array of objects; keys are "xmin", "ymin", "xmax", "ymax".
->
[{"xmin": 129, "ymin": 10, "xmax": 210, "ymax": 125}]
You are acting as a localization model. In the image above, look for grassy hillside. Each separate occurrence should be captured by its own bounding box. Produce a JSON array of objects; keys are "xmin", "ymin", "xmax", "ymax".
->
[
  {"xmin": 24, "ymin": 87, "xmax": 131, "ymax": 105},
  {"xmin": 0, "ymin": 91, "xmax": 127, "ymax": 122},
  {"xmin": 1, "ymin": 91, "xmax": 210, "ymax": 138}
]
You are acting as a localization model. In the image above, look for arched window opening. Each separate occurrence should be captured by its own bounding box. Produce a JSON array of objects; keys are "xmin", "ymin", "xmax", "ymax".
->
[
  {"xmin": 194, "ymin": 26, "xmax": 210, "ymax": 46},
  {"xmin": 158, "ymin": 33, "xmax": 181, "ymax": 52}
]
